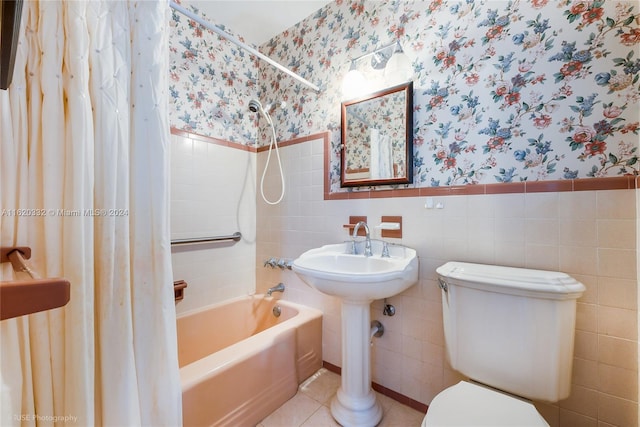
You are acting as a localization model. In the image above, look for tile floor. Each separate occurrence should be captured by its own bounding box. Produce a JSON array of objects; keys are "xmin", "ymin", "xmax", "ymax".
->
[{"xmin": 257, "ymin": 368, "xmax": 426, "ymax": 427}]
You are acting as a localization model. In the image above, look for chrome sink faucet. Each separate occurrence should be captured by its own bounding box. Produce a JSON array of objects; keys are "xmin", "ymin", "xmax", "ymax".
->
[{"xmin": 352, "ymin": 221, "xmax": 373, "ymax": 257}]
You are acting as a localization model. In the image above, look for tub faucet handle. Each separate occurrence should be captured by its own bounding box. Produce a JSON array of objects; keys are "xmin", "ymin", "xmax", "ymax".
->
[
  {"xmin": 277, "ymin": 258, "xmax": 291, "ymax": 270},
  {"xmin": 264, "ymin": 257, "xmax": 277, "ymax": 268}
]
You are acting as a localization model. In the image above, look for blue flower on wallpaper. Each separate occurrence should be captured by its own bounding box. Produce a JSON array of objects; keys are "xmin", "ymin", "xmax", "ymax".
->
[
  {"xmin": 494, "ymin": 53, "xmax": 516, "ymax": 73},
  {"xmin": 563, "ymin": 168, "xmax": 579, "ymax": 179},
  {"xmin": 495, "ymin": 167, "xmax": 518, "ymax": 183}
]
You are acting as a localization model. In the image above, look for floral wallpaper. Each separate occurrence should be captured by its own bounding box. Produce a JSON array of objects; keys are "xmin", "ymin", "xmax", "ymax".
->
[
  {"xmin": 168, "ymin": 0, "xmax": 261, "ymax": 143},
  {"xmin": 169, "ymin": 0, "xmax": 639, "ymax": 190}
]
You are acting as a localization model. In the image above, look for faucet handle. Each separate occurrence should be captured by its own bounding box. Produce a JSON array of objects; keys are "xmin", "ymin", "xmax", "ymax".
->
[
  {"xmin": 277, "ymin": 258, "xmax": 291, "ymax": 270},
  {"xmin": 381, "ymin": 241, "xmax": 390, "ymax": 258},
  {"xmin": 264, "ymin": 257, "xmax": 277, "ymax": 268}
]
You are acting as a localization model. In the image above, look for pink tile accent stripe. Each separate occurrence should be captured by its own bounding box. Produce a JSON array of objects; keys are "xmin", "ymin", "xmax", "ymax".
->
[
  {"xmin": 170, "ymin": 129, "xmax": 638, "ymax": 199},
  {"xmin": 171, "ymin": 127, "xmax": 256, "ymax": 152}
]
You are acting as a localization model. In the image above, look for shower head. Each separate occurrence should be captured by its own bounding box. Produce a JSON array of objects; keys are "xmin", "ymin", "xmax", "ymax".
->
[{"xmin": 248, "ymin": 99, "xmax": 262, "ymax": 113}]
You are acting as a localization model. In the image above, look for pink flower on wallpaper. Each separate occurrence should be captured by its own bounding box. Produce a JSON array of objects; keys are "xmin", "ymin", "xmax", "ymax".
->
[
  {"xmin": 620, "ymin": 28, "xmax": 640, "ymax": 46},
  {"xmin": 518, "ymin": 62, "xmax": 532, "ymax": 73},
  {"xmin": 570, "ymin": 2, "xmax": 590, "ymax": 16},
  {"xmin": 530, "ymin": 0, "xmax": 549, "ymax": 9},
  {"xmin": 350, "ymin": 2, "xmax": 365, "ymax": 15},
  {"xmin": 429, "ymin": 96, "xmax": 444, "ymax": 108},
  {"xmin": 560, "ymin": 61, "xmax": 583, "ymax": 77},
  {"xmin": 428, "ymin": 0, "xmax": 444, "ymax": 14},
  {"xmin": 486, "ymin": 137, "xmax": 505, "ymax": 151},
  {"xmin": 585, "ymin": 141, "xmax": 607, "ymax": 156},
  {"xmin": 573, "ymin": 127, "xmax": 595, "ymax": 144},
  {"xmin": 495, "ymin": 83, "xmax": 510, "ymax": 96},
  {"xmin": 559, "ymin": 84, "xmax": 573, "ymax": 97},
  {"xmin": 582, "ymin": 7, "xmax": 604, "ymax": 24},
  {"xmin": 443, "ymin": 56, "xmax": 456, "ymax": 68},
  {"xmin": 621, "ymin": 122, "xmax": 639, "ymax": 134},
  {"xmin": 485, "ymin": 26, "xmax": 503, "ymax": 40},
  {"xmin": 504, "ymin": 92, "xmax": 521, "ymax": 105},
  {"xmin": 603, "ymin": 105, "xmax": 623, "ymax": 119},
  {"xmin": 465, "ymin": 73, "xmax": 479, "ymax": 86},
  {"xmin": 444, "ymin": 157, "xmax": 457, "ymax": 169},
  {"xmin": 533, "ymin": 115, "xmax": 552, "ymax": 129}
]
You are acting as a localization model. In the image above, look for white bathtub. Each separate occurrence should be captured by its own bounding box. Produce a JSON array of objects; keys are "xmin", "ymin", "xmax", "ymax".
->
[{"xmin": 177, "ymin": 295, "xmax": 323, "ymax": 426}]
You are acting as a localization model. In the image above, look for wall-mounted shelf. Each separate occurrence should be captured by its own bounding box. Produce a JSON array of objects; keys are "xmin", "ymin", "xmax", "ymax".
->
[
  {"xmin": 174, "ymin": 280, "xmax": 187, "ymax": 301},
  {"xmin": 1, "ymin": 247, "xmax": 71, "ymax": 320},
  {"xmin": 380, "ymin": 216, "xmax": 402, "ymax": 238}
]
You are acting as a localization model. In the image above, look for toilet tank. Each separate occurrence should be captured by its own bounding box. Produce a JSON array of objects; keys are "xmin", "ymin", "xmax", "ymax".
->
[{"xmin": 436, "ymin": 262, "xmax": 585, "ymax": 402}]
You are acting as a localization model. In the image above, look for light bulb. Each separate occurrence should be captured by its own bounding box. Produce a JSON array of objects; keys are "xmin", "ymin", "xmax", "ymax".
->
[
  {"xmin": 384, "ymin": 42, "xmax": 412, "ymax": 85},
  {"xmin": 342, "ymin": 61, "xmax": 369, "ymax": 99}
]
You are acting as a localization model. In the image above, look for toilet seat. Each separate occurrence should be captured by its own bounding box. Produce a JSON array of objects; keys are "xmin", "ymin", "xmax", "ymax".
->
[{"xmin": 422, "ymin": 381, "xmax": 549, "ymax": 427}]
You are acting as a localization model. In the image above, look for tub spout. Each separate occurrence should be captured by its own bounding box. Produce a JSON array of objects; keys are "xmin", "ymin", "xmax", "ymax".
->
[{"xmin": 267, "ymin": 283, "xmax": 285, "ymax": 296}]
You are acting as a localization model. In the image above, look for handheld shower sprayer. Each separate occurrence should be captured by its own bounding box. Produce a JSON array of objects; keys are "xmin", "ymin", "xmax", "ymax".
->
[
  {"xmin": 249, "ymin": 99, "xmax": 286, "ymax": 205},
  {"xmin": 266, "ymin": 101, "xmax": 286, "ymax": 112}
]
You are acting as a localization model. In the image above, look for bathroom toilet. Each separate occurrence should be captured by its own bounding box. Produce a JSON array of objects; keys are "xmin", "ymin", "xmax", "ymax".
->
[{"xmin": 423, "ymin": 262, "xmax": 585, "ymax": 427}]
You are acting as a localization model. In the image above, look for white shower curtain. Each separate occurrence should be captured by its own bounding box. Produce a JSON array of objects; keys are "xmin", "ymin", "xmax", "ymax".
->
[{"xmin": 0, "ymin": 1, "xmax": 181, "ymax": 425}]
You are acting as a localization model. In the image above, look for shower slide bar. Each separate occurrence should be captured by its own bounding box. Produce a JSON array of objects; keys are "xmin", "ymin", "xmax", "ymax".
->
[
  {"xmin": 0, "ymin": 246, "xmax": 71, "ymax": 320},
  {"xmin": 171, "ymin": 232, "xmax": 242, "ymax": 246},
  {"xmin": 169, "ymin": 1, "xmax": 320, "ymax": 93}
]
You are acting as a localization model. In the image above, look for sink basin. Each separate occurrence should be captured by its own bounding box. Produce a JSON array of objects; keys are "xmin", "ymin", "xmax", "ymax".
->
[{"xmin": 292, "ymin": 240, "xmax": 418, "ymax": 301}]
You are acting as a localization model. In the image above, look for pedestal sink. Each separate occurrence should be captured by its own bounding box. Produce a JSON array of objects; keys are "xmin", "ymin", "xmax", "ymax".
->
[{"xmin": 292, "ymin": 240, "xmax": 418, "ymax": 426}]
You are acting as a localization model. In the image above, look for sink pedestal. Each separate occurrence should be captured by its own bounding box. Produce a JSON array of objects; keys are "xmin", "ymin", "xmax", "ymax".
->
[
  {"xmin": 292, "ymin": 241, "xmax": 419, "ymax": 426},
  {"xmin": 330, "ymin": 299, "xmax": 382, "ymax": 427}
]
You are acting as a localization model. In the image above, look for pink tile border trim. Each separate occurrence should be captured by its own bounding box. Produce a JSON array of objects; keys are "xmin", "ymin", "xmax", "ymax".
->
[
  {"xmin": 170, "ymin": 128, "xmax": 638, "ymax": 199},
  {"xmin": 171, "ymin": 127, "xmax": 255, "ymax": 152}
]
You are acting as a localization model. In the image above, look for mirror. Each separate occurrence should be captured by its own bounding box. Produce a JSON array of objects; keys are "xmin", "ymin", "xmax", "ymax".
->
[{"xmin": 341, "ymin": 82, "xmax": 413, "ymax": 187}]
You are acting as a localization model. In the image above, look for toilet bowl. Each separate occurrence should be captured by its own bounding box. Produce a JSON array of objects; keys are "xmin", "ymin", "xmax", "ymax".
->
[{"xmin": 422, "ymin": 381, "xmax": 548, "ymax": 427}]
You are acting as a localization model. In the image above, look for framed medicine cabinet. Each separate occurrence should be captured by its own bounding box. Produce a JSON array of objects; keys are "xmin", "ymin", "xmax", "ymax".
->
[{"xmin": 340, "ymin": 81, "xmax": 413, "ymax": 187}]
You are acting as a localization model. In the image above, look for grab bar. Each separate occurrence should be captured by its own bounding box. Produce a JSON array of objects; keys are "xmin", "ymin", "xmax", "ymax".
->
[
  {"xmin": 171, "ymin": 232, "xmax": 242, "ymax": 246},
  {"xmin": 1, "ymin": 246, "xmax": 71, "ymax": 320}
]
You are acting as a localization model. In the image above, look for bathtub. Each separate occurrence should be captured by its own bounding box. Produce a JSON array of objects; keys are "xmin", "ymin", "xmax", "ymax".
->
[{"xmin": 177, "ymin": 294, "xmax": 323, "ymax": 427}]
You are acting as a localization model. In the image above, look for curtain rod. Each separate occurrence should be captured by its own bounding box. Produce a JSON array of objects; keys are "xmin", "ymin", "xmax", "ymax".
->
[{"xmin": 169, "ymin": 1, "xmax": 320, "ymax": 93}]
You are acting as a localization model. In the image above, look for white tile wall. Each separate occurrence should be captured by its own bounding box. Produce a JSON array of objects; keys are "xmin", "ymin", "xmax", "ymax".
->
[{"xmin": 170, "ymin": 134, "xmax": 257, "ymax": 314}]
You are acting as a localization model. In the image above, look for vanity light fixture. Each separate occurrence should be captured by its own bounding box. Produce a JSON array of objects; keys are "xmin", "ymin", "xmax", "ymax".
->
[{"xmin": 341, "ymin": 40, "xmax": 412, "ymax": 98}]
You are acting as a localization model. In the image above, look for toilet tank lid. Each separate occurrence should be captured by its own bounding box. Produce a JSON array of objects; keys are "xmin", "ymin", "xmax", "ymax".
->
[{"xmin": 436, "ymin": 262, "xmax": 585, "ymax": 300}]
